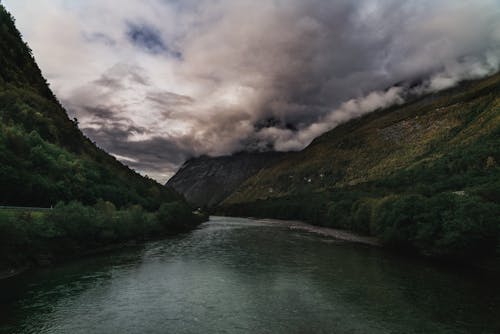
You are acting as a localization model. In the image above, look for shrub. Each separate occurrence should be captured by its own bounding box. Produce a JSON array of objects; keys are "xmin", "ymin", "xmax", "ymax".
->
[
  {"xmin": 373, "ymin": 193, "xmax": 500, "ymax": 259},
  {"xmin": 372, "ymin": 194, "xmax": 426, "ymax": 249},
  {"xmin": 326, "ymin": 200, "xmax": 353, "ymax": 229},
  {"xmin": 351, "ymin": 199, "xmax": 372, "ymax": 235},
  {"xmin": 47, "ymin": 201, "xmax": 98, "ymax": 241},
  {"xmin": 425, "ymin": 193, "xmax": 499, "ymax": 258},
  {"xmin": 156, "ymin": 201, "xmax": 195, "ymax": 230}
]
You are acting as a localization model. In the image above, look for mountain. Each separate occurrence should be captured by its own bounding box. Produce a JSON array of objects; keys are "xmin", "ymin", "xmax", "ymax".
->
[
  {"xmin": 0, "ymin": 5, "xmax": 182, "ymax": 210},
  {"xmin": 167, "ymin": 152, "xmax": 286, "ymax": 208},
  {"xmin": 0, "ymin": 5, "xmax": 203, "ymax": 272},
  {"xmin": 171, "ymin": 73, "xmax": 500, "ymax": 261},
  {"xmin": 224, "ymin": 74, "xmax": 500, "ymax": 205}
]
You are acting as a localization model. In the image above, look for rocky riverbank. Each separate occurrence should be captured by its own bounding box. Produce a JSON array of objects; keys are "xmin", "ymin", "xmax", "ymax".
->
[{"xmin": 256, "ymin": 218, "xmax": 381, "ymax": 246}]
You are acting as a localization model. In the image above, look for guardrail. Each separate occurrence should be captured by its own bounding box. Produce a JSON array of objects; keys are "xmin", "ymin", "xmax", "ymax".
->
[{"xmin": 0, "ymin": 206, "xmax": 52, "ymax": 211}]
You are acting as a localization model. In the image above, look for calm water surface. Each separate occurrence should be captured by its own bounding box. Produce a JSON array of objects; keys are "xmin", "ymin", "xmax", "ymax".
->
[{"xmin": 1, "ymin": 216, "xmax": 499, "ymax": 334}]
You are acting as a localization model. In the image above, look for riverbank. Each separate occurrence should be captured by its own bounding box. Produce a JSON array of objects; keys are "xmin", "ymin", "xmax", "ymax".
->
[
  {"xmin": 0, "ymin": 216, "xmax": 377, "ymax": 280},
  {"xmin": 0, "ymin": 201, "xmax": 209, "ymax": 281},
  {"xmin": 0, "ymin": 231, "xmax": 199, "ymax": 281},
  {"xmin": 0, "ymin": 241, "xmax": 141, "ymax": 281},
  {"xmin": 250, "ymin": 217, "xmax": 500, "ymax": 273},
  {"xmin": 0, "ymin": 266, "xmax": 29, "ymax": 280},
  {"xmin": 255, "ymin": 218, "xmax": 381, "ymax": 246}
]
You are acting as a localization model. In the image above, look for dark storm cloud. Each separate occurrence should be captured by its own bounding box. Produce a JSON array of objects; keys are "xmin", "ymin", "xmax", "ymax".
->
[
  {"xmin": 94, "ymin": 64, "xmax": 151, "ymax": 89},
  {"xmin": 83, "ymin": 123, "xmax": 198, "ymax": 179},
  {"xmin": 127, "ymin": 22, "xmax": 167, "ymax": 54},
  {"xmin": 127, "ymin": 22, "xmax": 182, "ymax": 58},
  {"xmin": 84, "ymin": 123, "xmax": 147, "ymax": 142},
  {"xmin": 82, "ymin": 106, "xmax": 117, "ymax": 120},
  {"xmin": 169, "ymin": 0, "xmax": 500, "ymax": 151},
  {"xmin": 5, "ymin": 0, "xmax": 500, "ymax": 182},
  {"xmin": 145, "ymin": 91, "xmax": 194, "ymax": 118},
  {"xmin": 146, "ymin": 91, "xmax": 194, "ymax": 107}
]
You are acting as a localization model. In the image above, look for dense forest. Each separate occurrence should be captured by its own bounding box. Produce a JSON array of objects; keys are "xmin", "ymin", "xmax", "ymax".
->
[
  {"xmin": 0, "ymin": 5, "xmax": 205, "ymax": 272},
  {"xmin": 218, "ymin": 73, "xmax": 500, "ymax": 263}
]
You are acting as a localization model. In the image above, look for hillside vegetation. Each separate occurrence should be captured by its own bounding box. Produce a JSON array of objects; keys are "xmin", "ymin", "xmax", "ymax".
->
[
  {"xmin": 220, "ymin": 73, "xmax": 500, "ymax": 262},
  {"xmin": 0, "ymin": 5, "xmax": 183, "ymax": 210},
  {"xmin": 0, "ymin": 5, "xmax": 204, "ymax": 272}
]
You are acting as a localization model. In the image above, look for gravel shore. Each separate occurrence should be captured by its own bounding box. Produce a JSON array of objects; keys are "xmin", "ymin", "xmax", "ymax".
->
[{"xmin": 257, "ymin": 218, "xmax": 381, "ymax": 247}]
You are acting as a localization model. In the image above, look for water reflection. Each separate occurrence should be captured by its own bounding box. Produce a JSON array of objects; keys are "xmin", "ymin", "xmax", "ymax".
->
[{"xmin": 1, "ymin": 216, "xmax": 499, "ymax": 334}]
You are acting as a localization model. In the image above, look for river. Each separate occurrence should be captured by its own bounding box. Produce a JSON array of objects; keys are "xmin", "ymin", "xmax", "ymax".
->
[{"xmin": 1, "ymin": 216, "xmax": 499, "ymax": 334}]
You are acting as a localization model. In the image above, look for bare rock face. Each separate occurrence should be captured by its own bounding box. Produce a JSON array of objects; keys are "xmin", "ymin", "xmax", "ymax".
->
[{"xmin": 166, "ymin": 152, "xmax": 285, "ymax": 208}]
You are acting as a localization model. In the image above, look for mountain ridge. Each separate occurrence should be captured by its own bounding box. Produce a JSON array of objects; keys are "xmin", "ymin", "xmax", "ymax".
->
[
  {"xmin": 170, "ymin": 72, "xmax": 500, "ymax": 261},
  {"xmin": 224, "ymin": 73, "xmax": 500, "ymax": 204},
  {"xmin": 167, "ymin": 151, "xmax": 286, "ymax": 207}
]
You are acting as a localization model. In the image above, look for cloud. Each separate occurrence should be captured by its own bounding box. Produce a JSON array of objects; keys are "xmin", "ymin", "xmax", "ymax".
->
[
  {"xmin": 126, "ymin": 22, "xmax": 182, "ymax": 58},
  {"xmin": 256, "ymin": 86, "xmax": 406, "ymax": 151},
  {"xmin": 423, "ymin": 51, "xmax": 500, "ymax": 92},
  {"xmin": 3, "ymin": 0, "xmax": 500, "ymax": 182},
  {"xmin": 127, "ymin": 23, "xmax": 166, "ymax": 53}
]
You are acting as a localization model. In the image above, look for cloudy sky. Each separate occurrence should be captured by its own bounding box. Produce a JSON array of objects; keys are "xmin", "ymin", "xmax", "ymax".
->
[{"xmin": 3, "ymin": 0, "xmax": 500, "ymax": 182}]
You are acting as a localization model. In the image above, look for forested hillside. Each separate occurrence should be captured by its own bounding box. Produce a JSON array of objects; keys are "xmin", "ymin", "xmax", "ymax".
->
[
  {"xmin": 219, "ymin": 73, "xmax": 500, "ymax": 261},
  {"xmin": 0, "ymin": 5, "xmax": 204, "ymax": 273},
  {"xmin": 0, "ymin": 5, "xmax": 183, "ymax": 210}
]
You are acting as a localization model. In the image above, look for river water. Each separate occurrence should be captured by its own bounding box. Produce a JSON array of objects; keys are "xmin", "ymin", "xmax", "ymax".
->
[{"xmin": 1, "ymin": 216, "xmax": 499, "ymax": 334}]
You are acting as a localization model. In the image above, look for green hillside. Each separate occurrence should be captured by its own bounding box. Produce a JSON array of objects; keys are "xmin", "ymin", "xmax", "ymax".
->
[
  {"xmin": 0, "ymin": 5, "xmax": 184, "ymax": 210},
  {"xmin": 0, "ymin": 5, "xmax": 204, "ymax": 272},
  {"xmin": 222, "ymin": 73, "xmax": 500, "ymax": 261}
]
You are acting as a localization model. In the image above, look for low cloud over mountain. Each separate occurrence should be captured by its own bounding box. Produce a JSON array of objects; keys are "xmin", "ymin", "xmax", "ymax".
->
[{"xmin": 4, "ymin": 0, "xmax": 500, "ymax": 181}]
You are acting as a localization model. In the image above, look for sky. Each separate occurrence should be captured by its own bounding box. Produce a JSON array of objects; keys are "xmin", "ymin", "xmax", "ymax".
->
[{"xmin": 3, "ymin": 0, "xmax": 500, "ymax": 182}]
